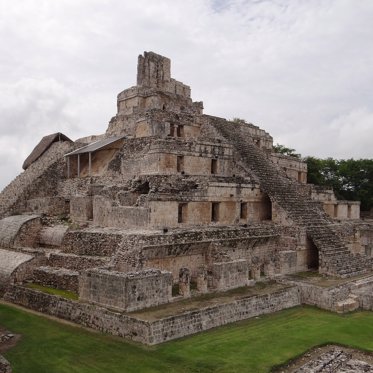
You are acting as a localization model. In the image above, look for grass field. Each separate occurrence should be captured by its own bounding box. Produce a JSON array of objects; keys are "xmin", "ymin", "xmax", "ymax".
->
[{"xmin": 0, "ymin": 303, "xmax": 372, "ymax": 373}]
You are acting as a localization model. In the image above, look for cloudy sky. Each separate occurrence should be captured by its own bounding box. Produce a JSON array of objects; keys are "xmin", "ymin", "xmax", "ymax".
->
[{"xmin": 0, "ymin": 0, "xmax": 372, "ymax": 190}]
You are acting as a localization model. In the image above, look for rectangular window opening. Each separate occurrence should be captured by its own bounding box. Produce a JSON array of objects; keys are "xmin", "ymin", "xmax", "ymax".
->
[
  {"xmin": 334, "ymin": 204, "xmax": 338, "ymax": 218},
  {"xmin": 178, "ymin": 203, "xmax": 187, "ymax": 223},
  {"xmin": 176, "ymin": 125, "xmax": 184, "ymax": 138},
  {"xmin": 347, "ymin": 205, "xmax": 352, "ymax": 218},
  {"xmin": 177, "ymin": 155, "xmax": 184, "ymax": 173},
  {"xmin": 211, "ymin": 159, "xmax": 218, "ymax": 174},
  {"xmin": 298, "ymin": 171, "xmax": 302, "ymax": 182},
  {"xmin": 240, "ymin": 202, "xmax": 248, "ymax": 220},
  {"xmin": 169, "ymin": 124, "xmax": 175, "ymax": 137},
  {"xmin": 211, "ymin": 202, "xmax": 220, "ymax": 222}
]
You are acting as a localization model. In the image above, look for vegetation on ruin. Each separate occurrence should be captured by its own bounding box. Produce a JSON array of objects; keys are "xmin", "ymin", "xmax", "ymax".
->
[
  {"xmin": 1, "ymin": 303, "xmax": 372, "ymax": 373},
  {"xmin": 306, "ymin": 157, "xmax": 373, "ymax": 211},
  {"xmin": 272, "ymin": 141, "xmax": 372, "ymax": 211},
  {"xmin": 273, "ymin": 143, "xmax": 301, "ymax": 158},
  {"xmin": 25, "ymin": 283, "xmax": 79, "ymax": 300}
]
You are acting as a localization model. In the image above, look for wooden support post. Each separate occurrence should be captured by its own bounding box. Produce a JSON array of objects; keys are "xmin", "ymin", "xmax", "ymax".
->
[
  {"xmin": 88, "ymin": 152, "xmax": 92, "ymax": 177},
  {"xmin": 77, "ymin": 154, "xmax": 80, "ymax": 177},
  {"xmin": 67, "ymin": 157, "xmax": 70, "ymax": 178}
]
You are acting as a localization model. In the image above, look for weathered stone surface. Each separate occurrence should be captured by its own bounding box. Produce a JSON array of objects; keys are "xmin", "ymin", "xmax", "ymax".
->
[
  {"xmin": 79, "ymin": 268, "xmax": 173, "ymax": 312},
  {"xmin": 5, "ymin": 284, "xmax": 300, "ymax": 345},
  {"xmin": 0, "ymin": 249, "xmax": 34, "ymax": 294},
  {"xmin": 0, "ymin": 51, "xmax": 372, "ymax": 345},
  {"xmin": 0, "ymin": 215, "xmax": 41, "ymax": 248}
]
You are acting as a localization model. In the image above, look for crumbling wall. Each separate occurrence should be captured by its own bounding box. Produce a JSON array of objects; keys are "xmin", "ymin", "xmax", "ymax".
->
[
  {"xmin": 70, "ymin": 196, "xmax": 93, "ymax": 222},
  {"xmin": 0, "ymin": 215, "xmax": 41, "ymax": 248},
  {"xmin": 27, "ymin": 197, "xmax": 69, "ymax": 216},
  {"xmin": 0, "ymin": 141, "xmax": 72, "ymax": 218},
  {"xmin": 62, "ymin": 229, "xmax": 122, "ymax": 256},
  {"xmin": 33, "ymin": 266, "xmax": 78, "ymax": 292},
  {"xmin": 79, "ymin": 268, "xmax": 173, "ymax": 312},
  {"xmin": 5, "ymin": 283, "xmax": 299, "ymax": 345},
  {"xmin": 210, "ymin": 260, "xmax": 248, "ymax": 291},
  {"xmin": 93, "ymin": 196, "xmax": 149, "ymax": 228},
  {"xmin": 0, "ymin": 249, "xmax": 34, "ymax": 294},
  {"xmin": 270, "ymin": 153, "xmax": 307, "ymax": 183}
]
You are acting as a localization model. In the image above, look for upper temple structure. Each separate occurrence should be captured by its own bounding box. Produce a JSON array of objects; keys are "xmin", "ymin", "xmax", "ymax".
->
[{"xmin": 0, "ymin": 52, "xmax": 372, "ymax": 345}]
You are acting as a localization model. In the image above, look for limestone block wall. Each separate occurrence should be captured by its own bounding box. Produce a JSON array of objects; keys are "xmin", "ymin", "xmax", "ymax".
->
[
  {"xmin": 79, "ymin": 269, "xmax": 173, "ymax": 312},
  {"xmin": 0, "ymin": 141, "xmax": 72, "ymax": 219},
  {"xmin": 120, "ymin": 138, "xmax": 233, "ymax": 177},
  {"xmin": 93, "ymin": 196, "xmax": 149, "ymax": 228},
  {"xmin": 117, "ymin": 226, "xmax": 285, "ymax": 279},
  {"xmin": 147, "ymin": 286, "xmax": 300, "ymax": 344},
  {"xmin": 62, "ymin": 229, "xmax": 122, "ymax": 256},
  {"xmin": 145, "ymin": 253, "xmax": 206, "ymax": 282},
  {"xmin": 148, "ymin": 196, "xmax": 272, "ymax": 229},
  {"xmin": 5, "ymin": 283, "xmax": 300, "ymax": 345},
  {"xmin": 113, "ymin": 225, "xmax": 283, "ymax": 273},
  {"xmin": 270, "ymin": 153, "xmax": 307, "ymax": 183},
  {"xmin": 39, "ymin": 226, "xmax": 68, "ymax": 247},
  {"xmin": 200, "ymin": 115, "xmax": 273, "ymax": 151},
  {"xmin": 210, "ymin": 260, "xmax": 248, "ymax": 291},
  {"xmin": 0, "ymin": 215, "xmax": 41, "ymax": 248},
  {"xmin": 57, "ymin": 177, "xmax": 93, "ymax": 198},
  {"xmin": 70, "ymin": 196, "xmax": 93, "ymax": 222},
  {"xmin": 48, "ymin": 253, "xmax": 108, "ymax": 271},
  {"xmin": 5, "ymin": 285, "xmax": 151, "ymax": 344},
  {"xmin": 33, "ymin": 266, "xmax": 79, "ymax": 292},
  {"xmin": 323, "ymin": 201, "xmax": 360, "ymax": 220},
  {"xmin": 0, "ymin": 249, "xmax": 34, "ymax": 294},
  {"xmin": 27, "ymin": 197, "xmax": 69, "ymax": 216},
  {"xmin": 135, "ymin": 117, "xmax": 201, "ymax": 139}
]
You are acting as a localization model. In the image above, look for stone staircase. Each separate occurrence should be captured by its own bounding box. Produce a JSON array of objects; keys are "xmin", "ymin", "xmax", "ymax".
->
[{"xmin": 212, "ymin": 120, "xmax": 372, "ymax": 277}]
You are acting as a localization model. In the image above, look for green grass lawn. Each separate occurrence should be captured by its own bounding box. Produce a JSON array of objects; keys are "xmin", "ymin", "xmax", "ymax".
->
[
  {"xmin": 25, "ymin": 283, "xmax": 78, "ymax": 300},
  {"xmin": 1, "ymin": 303, "xmax": 372, "ymax": 373}
]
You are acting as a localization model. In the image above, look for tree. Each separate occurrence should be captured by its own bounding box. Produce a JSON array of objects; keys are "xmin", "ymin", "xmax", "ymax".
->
[
  {"xmin": 305, "ymin": 157, "xmax": 373, "ymax": 211},
  {"xmin": 273, "ymin": 143, "xmax": 301, "ymax": 159}
]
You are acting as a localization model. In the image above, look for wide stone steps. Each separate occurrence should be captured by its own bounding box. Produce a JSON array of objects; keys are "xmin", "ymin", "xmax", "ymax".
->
[{"xmin": 212, "ymin": 120, "xmax": 372, "ymax": 277}]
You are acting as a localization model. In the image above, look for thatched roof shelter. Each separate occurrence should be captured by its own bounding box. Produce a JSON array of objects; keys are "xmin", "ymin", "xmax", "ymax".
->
[{"xmin": 22, "ymin": 132, "xmax": 72, "ymax": 170}]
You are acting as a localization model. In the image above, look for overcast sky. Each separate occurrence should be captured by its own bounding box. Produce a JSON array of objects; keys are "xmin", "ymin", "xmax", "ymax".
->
[{"xmin": 0, "ymin": 0, "xmax": 372, "ymax": 191}]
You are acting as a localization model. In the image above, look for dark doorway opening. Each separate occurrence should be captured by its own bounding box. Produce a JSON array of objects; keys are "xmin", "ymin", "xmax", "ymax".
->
[{"xmin": 306, "ymin": 237, "xmax": 319, "ymax": 270}]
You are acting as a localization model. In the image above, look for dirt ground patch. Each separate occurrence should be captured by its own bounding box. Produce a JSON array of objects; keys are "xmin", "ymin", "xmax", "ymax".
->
[
  {"xmin": 0, "ymin": 326, "xmax": 21, "ymax": 354},
  {"xmin": 274, "ymin": 344, "xmax": 373, "ymax": 372}
]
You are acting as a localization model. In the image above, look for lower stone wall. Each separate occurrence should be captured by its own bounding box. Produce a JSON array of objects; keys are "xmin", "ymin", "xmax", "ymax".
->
[
  {"xmin": 33, "ymin": 267, "xmax": 79, "ymax": 292},
  {"xmin": 48, "ymin": 253, "xmax": 108, "ymax": 270},
  {"xmin": 148, "ymin": 286, "xmax": 300, "ymax": 344},
  {"xmin": 289, "ymin": 275, "xmax": 373, "ymax": 312},
  {"xmin": 211, "ymin": 260, "xmax": 248, "ymax": 291},
  {"xmin": 4, "ymin": 286, "xmax": 152, "ymax": 344},
  {"xmin": 79, "ymin": 269, "xmax": 173, "ymax": 312},
  {"xmin": 62, "ymin": 230, "xmax": 123, "ymax": 256},
  {"xmin": 4, "ymin": 284, "xmax": 300, "ymax": 345},
  {"xmin": 27, "ymin": 197, "xmax": 69, "ymax": 216}
]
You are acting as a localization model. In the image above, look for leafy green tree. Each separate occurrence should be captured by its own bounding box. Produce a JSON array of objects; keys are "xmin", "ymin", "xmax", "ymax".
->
[
  {"xmin": 305, "ymin": 157, "xmax": 373, "ymax": 211},
  {"xmin": 273, "ymin": 143, "xmax": 301, "ymax": 159}
]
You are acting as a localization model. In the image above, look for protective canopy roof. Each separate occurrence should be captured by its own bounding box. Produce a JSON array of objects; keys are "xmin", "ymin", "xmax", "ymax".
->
[{"xmin": 65, "ymin": 136, "xmax": 125, "ymax": 156}]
